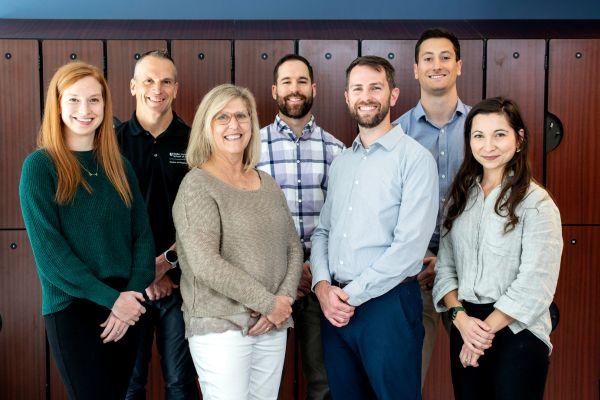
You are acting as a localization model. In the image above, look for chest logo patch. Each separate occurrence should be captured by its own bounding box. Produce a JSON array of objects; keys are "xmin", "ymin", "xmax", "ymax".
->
[{"xmin": 169, "ymin": 152, "xmax": 187, "ymax": 165}]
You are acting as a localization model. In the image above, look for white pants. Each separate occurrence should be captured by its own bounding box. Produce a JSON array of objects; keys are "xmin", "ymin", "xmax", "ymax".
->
[{"xmin": 188, "ymin": 329, "xmax": 287, "ymax": 400}]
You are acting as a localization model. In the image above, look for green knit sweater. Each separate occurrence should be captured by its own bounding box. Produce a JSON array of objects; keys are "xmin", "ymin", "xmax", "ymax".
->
[{"xmin": 19, "ymin": 149, "xmax": 155, "ymax": 315}]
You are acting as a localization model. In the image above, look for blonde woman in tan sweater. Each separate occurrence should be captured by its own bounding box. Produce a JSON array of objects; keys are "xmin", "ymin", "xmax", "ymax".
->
[{"xmin": 173, "ymin": 84, "xmax": 303, "ymax": 400}]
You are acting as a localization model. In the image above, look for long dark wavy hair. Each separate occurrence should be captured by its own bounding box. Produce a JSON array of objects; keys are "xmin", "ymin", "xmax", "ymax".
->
[{"xmin": 443, "ymin": 97, "xmax": 532, "ymax": 234}]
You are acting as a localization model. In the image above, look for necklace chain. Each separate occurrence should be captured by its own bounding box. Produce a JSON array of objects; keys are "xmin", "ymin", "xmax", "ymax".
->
[{"xmin": 79, "ymin": 161, "xmax": 99, "ymax": 177}]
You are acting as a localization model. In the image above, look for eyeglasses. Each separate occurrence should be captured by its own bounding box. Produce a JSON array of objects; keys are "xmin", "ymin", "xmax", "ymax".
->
[{"xmin": 213, "ymin": 111, "xmax": 251, "ymax": 125}]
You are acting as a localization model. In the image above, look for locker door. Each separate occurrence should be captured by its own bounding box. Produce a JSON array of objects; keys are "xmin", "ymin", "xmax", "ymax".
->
[
  {"xmin": 486, "ymin": 39, "xmax": 546, "ymax": 182},
  {"xmin": 106, "ymin": 40, "xmax": 167, "ymax": 121},
  {"xmin": 171, "ymin": 40, "xmax": 232, "ymax": 126},
  {"xmin": 299, "ymin": 40, "xmax": 358, "ymax": 146},
  {"xmin": 546, "ymin": 39, "xmax": 600, "ymax": 224},
  {"xmin": 0, "ymin": 231, "xmax": 45, "ymax": 400},
  {"xmin": 0, "ymin": 40, "xmax": 40, "ymax": 229},
  {"xmin": 234, "ymin": 40, "xmax": 294, "ymax": 128}
]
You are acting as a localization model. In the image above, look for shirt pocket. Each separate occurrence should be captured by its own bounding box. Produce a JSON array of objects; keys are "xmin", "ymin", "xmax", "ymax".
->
[{"xmin": 483, "ymin": 213, "xmax": 522, "ymax": 259}]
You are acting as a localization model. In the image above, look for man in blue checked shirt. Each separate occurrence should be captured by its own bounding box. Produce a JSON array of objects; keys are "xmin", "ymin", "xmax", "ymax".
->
[
  {"xmin": 393, "ymin": 28, "xmax": 471, "ymax": 388},
  {"xmin": 311, "ymin": 56, "xmax": 438, "ymax": 400},
  {"xmin": 257, "ymin": 54, "xmax": 344, "ymax": 400}
]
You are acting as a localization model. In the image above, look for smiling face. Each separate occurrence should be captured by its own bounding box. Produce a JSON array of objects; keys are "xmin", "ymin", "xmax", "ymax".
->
[
  {"xmin": 345, "ymin": 65, "xmax": 398, "ymax": 129},
  {"xmin": 272, "ymin": 59, "xmax": 315, "ymax": 119},
  {"xmin": 60, "ymin": 76, "xmax": 104, "ymax": 147},
  {"xmin": 130, "ymin": 56, "xmax": 178, "ymax": 118},
  {"xmin": 210, "ymin": 97, "xmax": 252, "ymax": 159},
  {"xmin": 414, "ymin": 37, "xmax": 462, "ymax": 95},
  {"xmin": 470, "ymin": 112, "xmax": 523, "ymax": 178}
]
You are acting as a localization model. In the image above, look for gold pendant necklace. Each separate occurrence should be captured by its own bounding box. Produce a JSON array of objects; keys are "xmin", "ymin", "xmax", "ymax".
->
[{"xmin": 79, "ymin": 161, "xmax": 99, "ymax": 177}]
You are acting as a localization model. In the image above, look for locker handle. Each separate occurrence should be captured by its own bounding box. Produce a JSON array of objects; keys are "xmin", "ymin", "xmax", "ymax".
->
[{"xmin": 545, "ymin": 112, "xmax": 563, "ymax": 153}]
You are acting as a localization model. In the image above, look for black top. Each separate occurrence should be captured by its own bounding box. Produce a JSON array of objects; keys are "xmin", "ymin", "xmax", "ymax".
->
[{"xmin": 117, "ymin": 111, "xmax": 190, "ymax": 261}]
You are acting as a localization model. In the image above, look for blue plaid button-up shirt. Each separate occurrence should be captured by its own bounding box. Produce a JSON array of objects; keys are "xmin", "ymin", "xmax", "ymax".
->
[{"xmin": 257, "ymin": 115, "xmax": 344, "ymax": 254}]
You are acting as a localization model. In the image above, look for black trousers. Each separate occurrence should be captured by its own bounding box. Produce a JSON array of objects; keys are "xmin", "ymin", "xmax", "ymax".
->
[
  {"xmin": 450, "ymin": 302, "xmax": 549, "ymax": 400},
  {"xmin": 45, "ymin": 297, "xmax": 140, "ymax": 400}
]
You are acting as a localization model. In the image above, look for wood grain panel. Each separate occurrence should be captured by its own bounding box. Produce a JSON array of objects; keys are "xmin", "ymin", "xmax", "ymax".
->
[
  {"xmin": 234, "ymin": 40, "xmax": 294, "ymax": 128},
  {"xmin": 298, "ymin": 40, "xmax": 358, "ymax": 146},
  {"xmin": 547, "ymin": 39, "xmax": 600, "ymax": 225},
  {"xmin": 0, "ymin": 231, "xmax": 45, "ymax": 400},
  {"xmin": 423, "ymin": 325, "xmax": 454, "ymax": 400},
  {"xmin": 456, "ymin": 40, "xmax": 484, "ymax": 107},
  {"xmin": 0, "ymin": 39, "xmax": 40, "ymax": 229},
  {"xmin": 486, "ymin": 39, "xmax": 546, "ymax": 183},
  {"xmin": 171, "ymin": 40, "xmax": 232, "ymax": 126},
  {"xmin": 106, "ymin": 40, "xmax": 167, "ymax": 121},
  {"xmin": 545, "ymin": 226, "xmax": 599, "ymax": 400},
  {"xmin": 41, "ymin": 40, "xmax": 104, "ymax": 97}
]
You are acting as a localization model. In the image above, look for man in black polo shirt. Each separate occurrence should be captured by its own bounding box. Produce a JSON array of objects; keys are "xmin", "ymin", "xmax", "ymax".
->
[{"xmin": 117, "ymin": 49, "xmax": 199, "ymax": 400}]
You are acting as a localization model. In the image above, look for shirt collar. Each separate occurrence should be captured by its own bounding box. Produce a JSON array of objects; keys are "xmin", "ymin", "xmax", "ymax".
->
[
  {"xmin": 415, "ymin": 98, "xmax": 468, "ymax": 125},
  {"xmin": 351, "ymin": 124, "xmax": 405, "ymax": 152},
  {"xmin": 127, "ymin": 111, "xmax": 185, "ymax": 138},
  {"xmin": 275, "ymin": 114, "xmax": 315, "ymax": 140}
]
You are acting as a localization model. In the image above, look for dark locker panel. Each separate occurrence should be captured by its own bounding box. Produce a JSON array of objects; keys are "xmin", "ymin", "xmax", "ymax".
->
[
  {"xmin": 42, "ymin": 40, "xmax": 104, "ymax": 96},
  {"xmin": 171, "ymin": 40, "xmax": 232, "ymax": 126},
  {"xmin": 298, "ymin": 40, "xmax": 358, "ymax": 146},
  {"xmin": 234, "ymin": 40, "xmax": 294, "ymax": 128},
  {"xmin": 546, "ymin": 39, "xmax": 600, "ymax": 225},
  {"xmin": 486, "ymin": 39, "xmax": 546, "ymax": 183},
  {"xmin": 361, "ymin": 39, "xmax": 483, "ymax": 123},
  {"xmin": 545, "ymin": 227, "xmax": 600, "ymax": 400},
  {"xmin": 106, "ymin": 40, "xmax": 168, "ymax": 121},
  {"xmin": 0, "ymin": 40, "xmax": 40, "ymax": 229},
  {"xmin": 0, "ymin": 231, "xmax": 45, "ymax": 399}
]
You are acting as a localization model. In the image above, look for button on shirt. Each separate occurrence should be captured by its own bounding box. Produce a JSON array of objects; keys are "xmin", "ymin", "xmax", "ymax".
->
[
  {"xmin": 311, "ymin": 125, "xmax": 439, "ymax": 306},
  {"xmin": 432, "ymin": 182, "xmax": 563, "ymax": 351},
  {"xmin": 394, "ymin": 99, "xmax": 470, "ymax": 252},
  {"xmin": 257, "ymin": 115, "xmax": 344, "ymax": 254},
  {"xmin": 117, "ymin": 112, "xmax": 190, "ymax": 257}
]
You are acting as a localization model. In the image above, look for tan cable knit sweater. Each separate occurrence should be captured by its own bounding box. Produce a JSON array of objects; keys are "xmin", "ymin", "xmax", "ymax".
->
[{"xmin": 173, "ymin": 168, "xmax": 303, "ymax": 336}]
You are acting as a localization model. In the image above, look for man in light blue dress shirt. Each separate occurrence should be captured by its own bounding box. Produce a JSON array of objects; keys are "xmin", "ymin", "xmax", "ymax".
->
[
  {"xmin": 394, "ymin": 28, "xmax": 471, "ymax": 387},
  {"xmin": 311, "ymin": 56, "xmax": 438, "ymax": 400}
]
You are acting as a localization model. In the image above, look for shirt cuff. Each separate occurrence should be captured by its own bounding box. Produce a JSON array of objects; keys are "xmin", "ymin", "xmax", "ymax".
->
[
  {"xmin": 432, "ymin": 282, "xmax": 458, "ymax": 313},
  {"xmin": 311, "ymin": 268, "xmax": 332, "ymax": 292}
]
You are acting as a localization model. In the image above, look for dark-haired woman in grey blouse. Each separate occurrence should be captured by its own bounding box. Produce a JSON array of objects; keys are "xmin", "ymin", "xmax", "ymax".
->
[{"xmin": 433, "ymin": 97, "xmax": 562, "ymax": 400}]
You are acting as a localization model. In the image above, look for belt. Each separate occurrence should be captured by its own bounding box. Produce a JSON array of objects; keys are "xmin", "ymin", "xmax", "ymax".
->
[{"xmin": 331, "ymin": 274, "xmax": 417, "ymax": 289}]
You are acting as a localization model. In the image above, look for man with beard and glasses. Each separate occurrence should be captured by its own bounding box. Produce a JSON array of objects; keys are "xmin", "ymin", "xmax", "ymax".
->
[
  {"xmin": 311, "ymin": 56, "xmax": 438, "ymax": 400},
  {"xmin": 117, "ymin": 50, "xmax": 200, "ymax": 400},
  {"xmin": 257, "ymin": 54, "xmax": 344, "ymax": 400},
  {"xmin": 393, "ymin": 28, "xmax": 470, "ymax": 389}
]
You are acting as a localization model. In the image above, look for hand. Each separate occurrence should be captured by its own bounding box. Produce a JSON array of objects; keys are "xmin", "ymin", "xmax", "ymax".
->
[
  {"xmin": 296, "ymin": 263, "xmax": 312, "ymax": 299},
  {"xmin": 100, "ymin": 313, "xmax": 130, "ymax": 343},
  {"xmin": 454, "ymin": 313, "xmax": 494, "ymax": 355},
  {"xmin": 314, "ymin": 281, "xmax": 355, "ymax": 328},
  {"xmin": 418, "ymin": 256, "xmax": 436, "ymax": 291},
  {"xmin": 154, "ymin": 254, "xmax": 173, "ymax": 282},
  {"xmin": 145, "ymin": 274, "xmax": 179, "ymax": 301},
  {"xmin": 459, "ymin": 343, "xmax": 481, "ymax": 367},
  {"xmin": 248, "ymin": 315, "xmax": 276, "ymax": 336},
  {"xmin": 266, "ymin": 296, "xmax": 293, "ymax": 328},
  {"xmin": 111, "ymin": 291, "xmax": 146, "ymax": 325}
]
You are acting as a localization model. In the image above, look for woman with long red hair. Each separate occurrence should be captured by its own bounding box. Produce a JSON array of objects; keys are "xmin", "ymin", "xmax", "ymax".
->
[{"xmin": 19, "ymin": 62, "xmax": 155, "ymax": 399}]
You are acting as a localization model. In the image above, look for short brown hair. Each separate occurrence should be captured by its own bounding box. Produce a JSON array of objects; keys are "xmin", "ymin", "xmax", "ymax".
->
[{"xmin": 345, "ymin": 56, "xmax": 396, "ymax": 90}]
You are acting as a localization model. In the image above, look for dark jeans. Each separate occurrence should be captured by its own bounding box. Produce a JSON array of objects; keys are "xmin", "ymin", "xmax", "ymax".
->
[
  {"xmin": 450, "ymin": 302, "xmax": 550, "ymax": 400},
  {"xmin": 294, "ymin": 292, "xmax": 331, "ymax": 400},
  {"xmin": 45, "ymin": 298, "xmax": 140, "ymax": 400},
  {"xmin": 321, "ymin": 280, "xmax": 423, "ymax": 400},
  {"xmin": 126, "ymin": 290, "xmax": 199, "ymax": 400}
]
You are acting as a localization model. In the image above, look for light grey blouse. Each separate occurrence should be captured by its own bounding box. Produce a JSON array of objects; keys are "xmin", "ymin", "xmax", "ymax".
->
[{"xmin": 433, "ymin": 181, "xmax": 563, "ymax": 351}]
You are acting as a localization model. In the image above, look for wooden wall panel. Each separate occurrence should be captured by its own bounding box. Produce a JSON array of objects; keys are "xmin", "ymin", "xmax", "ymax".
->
[
  {"xmin": 486, "ymin": 39, "xmax": 545, "ymax": 182},
  {"xmin": 423, "ymin": 325, "xmax": 454, "ymax": 400},
  {"xmin": 0, "ymin": 231, "xmax": 45, "ymax": 400},
  {"xmin": 106, "ymin": 40, "xmax": 167, "ymax": 121},
  {"xmin": 546, "ymin": 39, "xmax": 600, "ymax": 225},
  {"xmin": 0, "ymin": 39, "xmax": 40, "ymax": 229},
  {"xmin": 171, "ymin": 40, "xmax": 232, "ymax": 126},
  {"xmin": 234, "ymin": 40, "xmax": 294, "ymax": 128},
  {"xmin": 41, "ymin": 40, "xmax": 104, "ymax": 96},
  {"xmin": 361, "ymin": 40, "xmax": 483, "ymax": 123},
  {"xmin": 298, "ymin": 40, "xmax": 358, "ymax": 146},
  {"xmin": 545, "ymin": 227, "xmax": 600, "ymax": 400}
]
